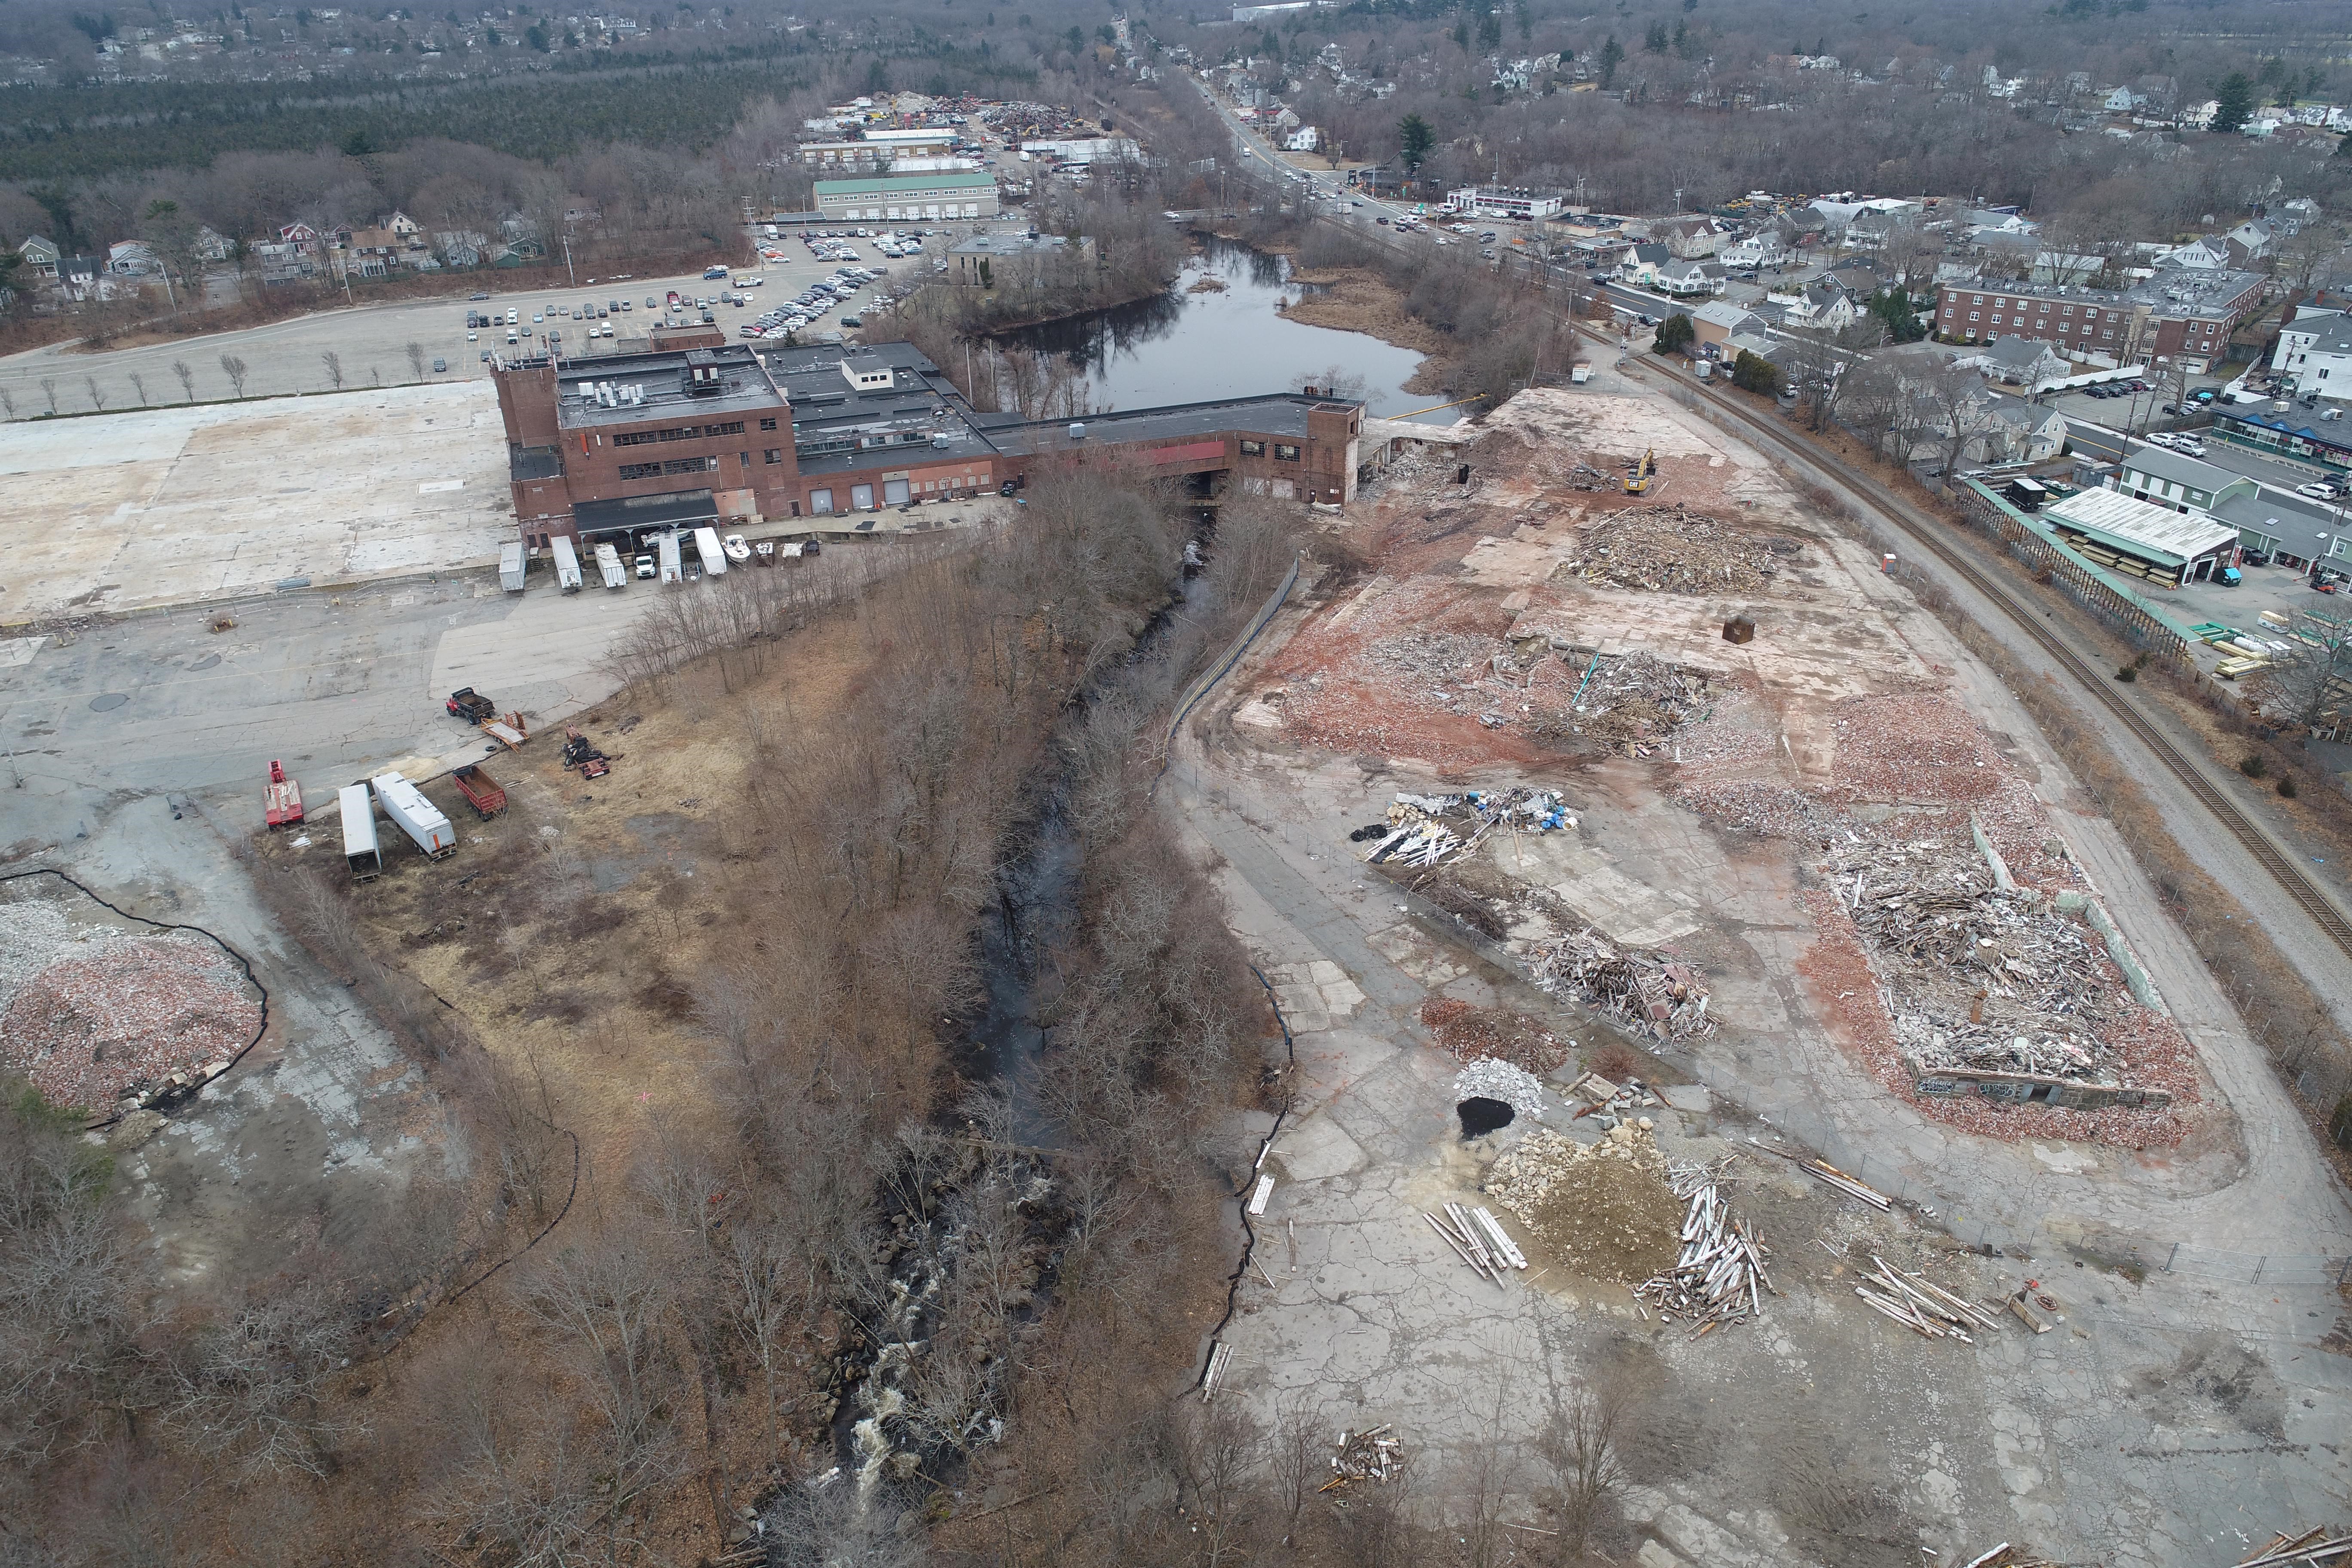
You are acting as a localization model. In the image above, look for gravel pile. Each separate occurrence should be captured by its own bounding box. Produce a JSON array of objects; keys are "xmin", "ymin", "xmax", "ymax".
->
[
  {"xmin": 1453, "ymin": 1057, "xmax": 1547, "ymax": 1118},
  {"xmin": 1485, "ymin": 1125, "xmax": 1683, "ymax": 1283},
  {"xmin": 0, "ymin": 895, "xmax": 260, "ymax": 1111}
]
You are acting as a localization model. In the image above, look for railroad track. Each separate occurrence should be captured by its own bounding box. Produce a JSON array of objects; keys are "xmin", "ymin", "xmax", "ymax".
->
[{"xmin": 1622, "ymin": 354, "xmax": 2352, "ymax": 961}]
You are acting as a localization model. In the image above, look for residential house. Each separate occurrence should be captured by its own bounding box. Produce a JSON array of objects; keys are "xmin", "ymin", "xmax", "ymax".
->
[
  {"xmin": 277, "ymin": 221, "xmax": 324, "ymax": 250},
  {"xmin": 1654, "ymin": 215, "xmax": 1725, "ymax": 259},
  {"xmin": 1653, "ymin": 257, "xmax": 1724, "ymax": 297},
  {"xmin": 1719, "ymin": 231, "xmax": 1785, "ymax": 270},
  {"xmin": 17, "ymin": 234, "xmax": 58, "ymax": 279},
  {"xmin": 1779, "ymin": 281, "xmax": 1859, "ymax": 331},
  {"xmin": 381, "ymin": 210, "xmax": 422, "ymax": 239},
  {"xmin": 193, "ymin": 225, "xmax": 231, "ymax": 263},
  {"xmin": 1690, "ymin": 300, "xmax": 1764, "ymax": 353},
  {"xmin": 1617, "ymin": 242, "xmax": 1670, "ymax": 286},
  {"xmin": 106, "ymin": 240, "xmax": 159, "ymax": 276},
  {"xmin": 1976, "ymin": 334, "xmax": 2070, "ymax": 388},
  {"xmin": 436, "ymin": 230, "xmax": 487, "ymax": 268},
  {"xmin": 2103, "ymin": 86, "xmax": 2146, "ymax": 112},
  {"xmin": 2273, "ymin": 306, "xmax": 2346, "ymax": 373},
  {"xmin": 1283, "ymin": 125, "xmax": 1319, "ymax": 152},
  {"xmin": 2225, "ymin": 217, "xmax": 2275, "ymax": 260},
  {"xmin": 2161, "ymin": 236, "xmax": 2231, "ymax": 270},
  {"xmin": 2272, "ymin": 316, "xmax": 2352, "ymax": 401},
  {"xmin": 1980, "ymin": 393, "xmax": 2070, "ymax": 462}
]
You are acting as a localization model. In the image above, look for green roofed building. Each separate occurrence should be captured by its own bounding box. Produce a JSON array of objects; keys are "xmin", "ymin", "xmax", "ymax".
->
[{"xmin": 813, "ymin": 171, "xmax": 1000, "ymax": 223}]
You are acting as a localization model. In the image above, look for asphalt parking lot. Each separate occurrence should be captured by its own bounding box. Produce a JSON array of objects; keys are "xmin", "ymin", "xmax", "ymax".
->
[{"xmin": 0, "ymin": 233, "xmax": 951, "ymax": 418}]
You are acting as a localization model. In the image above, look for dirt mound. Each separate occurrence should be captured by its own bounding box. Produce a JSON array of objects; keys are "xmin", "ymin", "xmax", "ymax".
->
[
  {"xmin": 1, "ymin": 934, "xmax": 260, "ymax": 1110},
  {"xmin": 1563, "ymin": 505, "xmax": 1804, "ymax": 596},
  {"xmin": 1486, "ymin": 1126, "xmax": 1683, "ymax": 1283},
  {"xmin": 1421, "ymin": 998, "xmax": 1569, "ymax": 1073}
]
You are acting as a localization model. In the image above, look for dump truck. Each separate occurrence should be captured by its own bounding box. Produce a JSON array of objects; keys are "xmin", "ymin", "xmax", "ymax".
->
[
  {"xmin": 450, "ymin": 763, "xmax": 508, "ymax": 819},
  {"xmin": 658, "ymin": 530, "xmax": 683, "ymax": 583},
  {"xmin": 595, "ymin": 541, "xmax": 628, "ymax": 589},
  {"xmin": 447, "ymin": 687, "xmax": 496, "ymax": 723},
  {"xmin": 264, "ymin": 760, "xmax": 304, "ymax": 827},
  {"xmin": 692, "ymin": 525, "xmax": 728, "ymax": 577},
  {"xmin": 372, "ymin": 772, "xmax": 457, "ymax": 859},
  {"xmin": 499, "ymin": 540, "xmax": 527, "ymax": 592},
  {"xmin": 551, "ymin": 534, "xmax": 584, "ymax": 593},
  {"xmin": 339, "ymin": 784, "xmax": 381, "ymax": 882}
]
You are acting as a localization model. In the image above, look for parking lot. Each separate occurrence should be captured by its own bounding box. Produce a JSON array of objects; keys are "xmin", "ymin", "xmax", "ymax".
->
[{"xmin": 0, "ymin": 234, "xmax": 958, "ymax": 420}]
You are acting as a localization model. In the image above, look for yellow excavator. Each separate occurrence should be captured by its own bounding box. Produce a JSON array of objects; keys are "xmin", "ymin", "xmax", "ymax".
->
[{"xmin": 1624, "ymin": 448, "xmax": 1656, "ymax": 495}]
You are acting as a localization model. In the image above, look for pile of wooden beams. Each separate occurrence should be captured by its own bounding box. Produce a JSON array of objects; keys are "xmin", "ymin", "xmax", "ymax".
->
[
  {"xmin": 1635, "ymin": 1161, "xmax": 1773, "ymax": 1330},
  {"xmin": 2233, "ymin": 1528, "xmax": 2352, "ymax": 1567},
  {"xmin": 1853, "ymin": 1256, "xmax": 2003, "ymax": 1343},
  {"xmin": 1320, "ymin": 1425, "xmax": 1403, "ymax": 1492},
  {"xmin": 1759, "ymin": 1143, "xmax": 1893, "ymax": 1210},
  {"xmin": 1425, "ymin": 1203, "xmax": 1527, "ymax": 1283}
]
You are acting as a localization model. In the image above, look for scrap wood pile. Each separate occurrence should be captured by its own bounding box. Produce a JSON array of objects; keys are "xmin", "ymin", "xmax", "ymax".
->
[
  {"xmin": 1633, "ymin": 1158, "xmax": 1775, "ymax": 1331},
  {"xmin": 1362, "ymin": 787, "xmax": 1574, "ymax": 868},
  {"xmin": 2232, "ymin": 1530, "xmax": 2352, "ymax": 1567},
  {"xmin": 1529, "ymin": 927, "xmax": 1715, "ymax": 1043},
  {"xmin": 1852, "ymin": 1254, "xmax": 2003, "ymax": 1344},
  {"xmin": 1562, "ymin": 504, "xmax": 1803, "ymax": 595},
  {"xmin": 1541, "ymin": 650, "xmax": 1712, "ymax": 755},
  {"xmin": 1423, "ymin": 1201, "xmax": 1528, "ymax": 1283},
  {"xmin": 1820, "ymin": 825, "xmax": 2129, "ymax": 1086},
  {"xmin": 1322, "ymin": 1426, "xmax": 1404, "ymax": 1492}
]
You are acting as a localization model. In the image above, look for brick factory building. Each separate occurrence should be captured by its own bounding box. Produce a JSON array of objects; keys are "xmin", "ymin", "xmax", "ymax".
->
[
  {"xmin": 493, "ymin": 340, "xmax": 1366, "ymax": 551},
  {"xmin": 1932, "ymin": 267, "xmax": 2268, "ymax": 374}
]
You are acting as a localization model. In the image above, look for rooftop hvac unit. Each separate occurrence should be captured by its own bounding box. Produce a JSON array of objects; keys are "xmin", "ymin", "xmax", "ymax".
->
[{"xmin": 932, "ymin": 432, "xmax": 951, "ymax": 447}]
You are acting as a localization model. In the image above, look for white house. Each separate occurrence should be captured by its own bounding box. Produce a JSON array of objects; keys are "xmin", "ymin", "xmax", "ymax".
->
[
  {"xmin": 2273, "ymin": 308, "xmax": 2346, "ymax": 373},
  {"xmin": 1283, "ymin": 125, "xmax": 1320, "ymax": 152},
  {"xmin": 1653, "ymin": 257, "xmax": 1725, "ymax": 297},
  {"xmin": 2225, "ymin": 217, "xmax": 2275, "ymax": 259},
  {"xmin": 2278, "ymin": 317, "xmax": 2352, "ymax": 401},
  {"xmin": 2162, "ymin": 236, "xmax": 2231, "ymax": 270},
  {"xmin": 1720, "ymin": 232, "xmax": 1784, "ymax": 270},
  {"xmin": 2179, "ymin": 99, "xmax": 2218, "ymax": 129},
  {"xmin": 1972, "ymin": 334, "xmax": 2071, "ymax": 389}
]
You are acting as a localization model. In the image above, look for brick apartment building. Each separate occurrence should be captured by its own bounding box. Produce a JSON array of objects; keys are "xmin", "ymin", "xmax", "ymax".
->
[
  {"xmin": 493, "ymin": 340, "xmax": 1366, "ymax": 551},
  {"xmin": 1932, "ymin": 267, "xmax": 2268, "ymax": 374}
]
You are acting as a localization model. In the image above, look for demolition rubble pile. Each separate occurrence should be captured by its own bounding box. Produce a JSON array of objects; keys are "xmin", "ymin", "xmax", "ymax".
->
[
  {"xmin": 1633, "ymin": 1158, "xmax": 1775, "ymax": 1331},
  {"xmin": 1823, "ymin": 826, "xmax": 2127, "ymax": 1085},
  {"xmin": 0, "ymin": 903, "xmax": 260, "ymax": 1111},
  {"xmin": 1454, "ymin": 1057, "xmax": 1549, "ymax": 1119},
  {"xmin": 1529, "ymin": 927, "xmax": 1716, "ymax": 1044},
  {"xmin": 1539, "ymin": 650, "xmax": 1712, "ymax": 755},
  {"xmin": 1362, "ymin": 787, "xmax": 1574, "ymax": 868},
  {"xmin": 1485, "ymin": 1124, "xmax": 1684, "ymax": 1283},
  {"xmin": 1323, "ymin": 1427, "xmax": 1405, "ymax": 1491},
  {"xmin": 1563, "ymin": 505, "xmax": 1803, "ymax": 595},
  {"xmin": 1420, "ymin": 998, "xmax": 1572, "ymax": 1074}
]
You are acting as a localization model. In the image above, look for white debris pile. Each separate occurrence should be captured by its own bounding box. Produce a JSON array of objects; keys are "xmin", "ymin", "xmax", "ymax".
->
[
  {"xmin": 1633, "ymin": 1158, "xmax": 1775, "ymax": 1330},
  {"xmin": 1529, "ymin": 927, "xmax": 1715, "ymax": 1043},
  {"xmin": 1454, "ymin": 1057, "xmax": 1547, "ymax": 1118},
  {"xmin": 1326, "ymin": 1427, "xmax": 1404, "ymax": 1491},
  {"xmin": 1853, "ymin": 1254, "xmax": 2004, "ymax": 1343},
  {"xmin": 1363, "ymin": 787, "xmax": 1574, "ymax": 868}
]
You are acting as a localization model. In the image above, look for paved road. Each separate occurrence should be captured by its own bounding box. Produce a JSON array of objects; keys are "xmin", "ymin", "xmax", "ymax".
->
[{"xmin": 0, "ymin": 240, "xmax": 937, "ymax": 418}]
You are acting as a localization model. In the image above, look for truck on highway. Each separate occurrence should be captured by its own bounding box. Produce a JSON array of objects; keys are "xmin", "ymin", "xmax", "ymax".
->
[
  {"xmin": 551, "ymin": 533, "xmax": 584, "ymax": 593},
  {"xmin": 339, "ymin": 784, "xmax": 381, "ymax": 882},
  {"xmin": 372, "ymin": 772, "xmax": 457, "ymax": 860},
  {"xmin": 595, "ymin": 541, "xmax": 627, "ymax": 589},
  {"xmin": 499, "ymin": 541, "xmax": 527, "ymax": 592},
  {"xmin": 658, "ymin": 530, "xmax": 683, "ymax": 583},
  {"xmin": 693, "ymin": 525, "xmax": 728, "ymax": 577}
]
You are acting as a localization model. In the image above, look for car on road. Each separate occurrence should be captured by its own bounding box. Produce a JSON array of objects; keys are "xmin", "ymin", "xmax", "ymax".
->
[
  {"xmin": 2298, "ymin": 482, "xmax": 2336, "ymax": 499},
  {"xmin": 470, "ymin": 291, "xmax": 490, "ymax": 300},
  {"xmin": 432, "ymin": 358, "xmax": 447, "ymax": 373}
]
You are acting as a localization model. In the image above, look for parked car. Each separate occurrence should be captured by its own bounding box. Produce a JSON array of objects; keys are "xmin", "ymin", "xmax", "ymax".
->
[
  {"xmin": 431, "ymin": 358, "xmax": 447, "ymax": 372},
  {"xmin": 2297, "ymin": 482, "xmax": 2335, "ymax": 499}
]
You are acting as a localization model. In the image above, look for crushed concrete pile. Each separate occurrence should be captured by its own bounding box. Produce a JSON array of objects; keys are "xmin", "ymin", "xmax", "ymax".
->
[
  {"xmin": 1826, "ymin": 692, "xmax": 2006, "ymax": 805},
  {"xmin": 1485, "ymin": 1125, "xmax": 1683, "ymax": 1283},
  {"xmin": 1561, "ymin": 505, "xmax": 1804, "ymax": 595},
  {"xmin": 1822, "ymin": 825, "xmax": 2128, "ymax": 1085},
  {"xmin": 0, "ymin": 915, "xmax": 259, "ymax": 1111},
  {"xmin": 1454, "ymin": 1057, "xmax": 1548, "ymax": 1118},
  {"xmin": 1528, "ymin": 927, "xmax": 1715, "ymax": 1043},
  {"xmin": 1423, "ymin": 999, "xmax": 1571, "ymax": 1074},
  {"xmin": 1675, "ymin": 779, "xmax": 1856, "ymax": 841}
]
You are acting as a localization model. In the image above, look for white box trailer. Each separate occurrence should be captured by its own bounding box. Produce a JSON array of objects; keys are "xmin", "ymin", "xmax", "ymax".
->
[
  {"xmin": 692, "ymin": 525, "xmax": 728, "ymax": 577},
  {"xmin": 1571, "ymin": 362, "xmax": 1592, "ymax": 384},
  {"xmin": 551, "ymin": 534, "xmax": 584, "ymax": 593},
  {"xmin": 338, "ymin": 784, "xmax": 381, "ymax": 882},
  {"xmin": 371, "ymin": 772, "xmax": 457, "ymax": 860},
  {"xmin": 499, "ymin": 540, "xmax": 527, "ymax": 592},
  {"xmin": 658, "ymin": 530, "xmax": 683, "ymax": 583},
  {"xmin": 594, "ymin": 541, "xmax": 627, "ymax": 589}
]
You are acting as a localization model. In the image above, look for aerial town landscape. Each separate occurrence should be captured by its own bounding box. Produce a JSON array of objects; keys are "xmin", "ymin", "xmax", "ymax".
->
[{"xmin": 6, "ymin": 0, "xmax": 2352, "ymax": 1564}]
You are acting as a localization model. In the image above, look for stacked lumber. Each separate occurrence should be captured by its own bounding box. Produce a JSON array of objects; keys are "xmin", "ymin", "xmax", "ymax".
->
[
  {"xmin": 1773, "ymin": 1146, "xmax": 1893, "ymax": 1210},
  {"xmin": 2235, "ymin": 1528, "xmax": 2352, "ymax": 1567},
  {"xmin": 1960, "ymin": 1546, "xmax": 2061, "ymax": 1568},
  {"xmin": 1853, "ymin": 1256, "xmax": 2003, "ymax": 1343},
  {"xmin": 1425, "ymin": 1203, "xmax": 1525, "ymax": 1283},
  {"xmin": 1635, "ymin": 1161, "xmax": 1773, "ymax": 1329}
]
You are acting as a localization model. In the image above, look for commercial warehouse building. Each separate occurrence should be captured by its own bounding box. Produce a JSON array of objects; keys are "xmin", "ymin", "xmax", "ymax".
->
[
  {"xmin": 2042, "ymin": 486, "xmax": 2240, "ymax": 586},
  {"xmin": 813, "ymin": 171, "xmax": 1000, "ymax": 223},
  {"xmin": 493, "ymin": 340, "xmax": 1366, "ymax": 548}
]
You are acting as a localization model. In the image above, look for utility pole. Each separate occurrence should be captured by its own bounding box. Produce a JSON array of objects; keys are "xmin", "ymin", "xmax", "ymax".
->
[{"xmin": 562, "ymin": 232, "xmax": 576, "ymax": 287}]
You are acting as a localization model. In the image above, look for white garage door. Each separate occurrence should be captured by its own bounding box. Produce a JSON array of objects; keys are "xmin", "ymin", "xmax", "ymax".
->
[
  {"xmin": 810, "ymin": 489, "xmax": 834, "ymax": 514},
  {"xmin": 851, "ymin": 483, "xmax": 875, "ymax": 509},
  {"xmin": 883, "ymin": 479, "xmax": 910, "ymax": 506}
]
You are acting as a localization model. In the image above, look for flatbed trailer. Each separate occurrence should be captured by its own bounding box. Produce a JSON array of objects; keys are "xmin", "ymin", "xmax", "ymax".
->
[{"xmin": 265, "ymin": 760, "xmax": 304, "ymax": 827}]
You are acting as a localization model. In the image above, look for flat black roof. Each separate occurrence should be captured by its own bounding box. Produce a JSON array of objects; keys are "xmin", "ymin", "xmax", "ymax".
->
[
  {"xmin": 988, "ymin": 394, "xmax": 1348, "ymax": 454},
  {"xmin": 553, "ymin": 345, "xmax": 788, "ymax": 431},
  {"xmin": 573, "ymin": 488, "xmax": 718, "ymax": 534},
  {"xmin": 509, "ymin": 446, "xmax": 564, "ymax": 482}
]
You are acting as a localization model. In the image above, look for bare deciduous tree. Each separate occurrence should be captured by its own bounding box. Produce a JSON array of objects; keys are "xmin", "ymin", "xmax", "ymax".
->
[
  {"xmin": 2251, "ymin": 610, "xmax": 2352, "ymax": 730},
  {"xmin": 218, "ymin": 355, "xmax": 248, "ymax": 398},
  {"xmin": 166, "ymin": 1282, "xmax": 364, "ymax": 1478},
  {"xmin": 1537, "ymin": 1381, "xmax": 1629, "ymax": 1562},
  {"xmin": 320, "ymin": 349, "xmax": 343, "ymax": 390},
  {"xmin": 85, "ymin": 376, "xmax": 105, "ymax": 410},
  {"xmin": 129, "ymin": 372, "xmax": 147, "ymax": 407},
  {"xmin": 407, "ymin": 340, "xmax": 428, "ymax": 382},
  {"xmin": 172, "ymin": 359, "xmax": 195, "ymax": 402},
  {"xmin": 38, "ymin": 377, "xmax": 55, "ymax": 415}
]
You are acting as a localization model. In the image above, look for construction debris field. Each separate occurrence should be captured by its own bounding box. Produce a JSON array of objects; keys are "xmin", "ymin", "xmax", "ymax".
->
[{"xmin": 1175, "ymin": 379, "xmax": 2352, "ymax": 1568}]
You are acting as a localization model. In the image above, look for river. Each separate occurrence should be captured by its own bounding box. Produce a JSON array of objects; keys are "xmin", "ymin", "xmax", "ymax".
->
[{"xmin": 995, "ymin": 238, "xmax": 1459, "ymax": 423}]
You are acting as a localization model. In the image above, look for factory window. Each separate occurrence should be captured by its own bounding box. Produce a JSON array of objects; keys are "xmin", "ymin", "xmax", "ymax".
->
[
  {"xmin": 1274, "ymin": 444, "xmax": 1301, "ymax": 461},
  {"xmin": 618, "ymin": 461, "xmax": 662, "ymax": 479},
  {"xmin": 662, "ymin": 456, "xmax": 719, "ymax": 476},
  {"xmin": 765, "ymin": 448, "xmax": 784, "ymax": 464},
  {"xmin": 1239, "ymin": 439, "xmax": 1265, "ymax": 456},
  {"xmin": 760, "ymin": 417, "xmax": 779, "ymax": 431}
]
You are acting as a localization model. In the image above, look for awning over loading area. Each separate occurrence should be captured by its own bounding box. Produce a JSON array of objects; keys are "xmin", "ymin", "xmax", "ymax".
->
[{"xmin": 571, "ymin": 488, "xmax": 719, "ymax": 539}]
